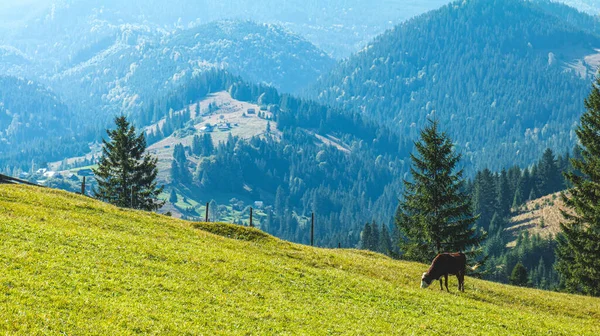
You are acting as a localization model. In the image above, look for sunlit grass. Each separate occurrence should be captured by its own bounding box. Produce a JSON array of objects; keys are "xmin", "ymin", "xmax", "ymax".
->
[{"xmin": 0, "ymin": 185, "xmax": 598, "ymax": 335}]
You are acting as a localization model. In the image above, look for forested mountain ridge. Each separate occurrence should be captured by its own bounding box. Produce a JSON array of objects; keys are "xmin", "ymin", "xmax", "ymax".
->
[
  {"xmin": 0, "ymin": 76, "xmax": 88, "ymax": 171},
  {"xmin": 41, "ymin": 69, "xmax": 410, "ymax": 247},
  {"xmin": 38, "ymin": 20, "xmax": 334, "ymax": 122},
  {"xmin": 311, "ymin": 0, "xmax": 600, "ymax": 172},
  {"xmin": 0, "ymin": 0, "xmax": 453, "ymax": 59}
]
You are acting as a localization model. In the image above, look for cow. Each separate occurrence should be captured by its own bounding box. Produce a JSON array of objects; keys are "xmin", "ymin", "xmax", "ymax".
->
[{"xmin": 420, "ymin": 252, "xmax": 466, "ymax": 292}]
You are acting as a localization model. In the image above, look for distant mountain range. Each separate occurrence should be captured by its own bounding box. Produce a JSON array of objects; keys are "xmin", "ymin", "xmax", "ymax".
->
[
  {"xmin": 310, "ymin": 0, "xmax": 600, "ymax": 171},
  {"xmin": 0, "ymin": 0, "xmax": 453, "ymax": 59},
  {"xmin": 44, "ymin": 20, "xmax": 334, "ymax": 119},
  {"xmin": 2, "ymin": 1, "xmax": 597, "ymax": 58}
]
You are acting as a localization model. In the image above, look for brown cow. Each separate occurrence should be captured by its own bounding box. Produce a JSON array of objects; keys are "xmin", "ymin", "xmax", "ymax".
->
[{"xmin": 420, "ymin": 252, "xmax": 466, "ymax": 292}]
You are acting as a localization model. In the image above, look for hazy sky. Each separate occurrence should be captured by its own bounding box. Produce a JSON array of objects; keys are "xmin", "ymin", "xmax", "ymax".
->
[{"xmin": 0, "ymin": 0, "xmax": 52, "ymax": 9}]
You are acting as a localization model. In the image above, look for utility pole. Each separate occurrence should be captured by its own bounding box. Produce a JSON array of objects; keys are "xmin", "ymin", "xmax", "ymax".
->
[
  {"xmin": 310, "ymin": 212, "xmax": 315, "ymax": 246},
  {"xmin": 250, "ymin": 207, "xmax": 254, "ymax": 227},
  {"xmin": 205, "ymin": 202, "xmax": 209, "ymax": 222},
  {"xmin": 81, "ymin": 176, "xmax": 86, "ymax": 195}
]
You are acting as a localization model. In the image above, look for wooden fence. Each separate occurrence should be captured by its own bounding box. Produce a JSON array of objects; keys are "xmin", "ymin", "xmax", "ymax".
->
[{"xmin": 0, "ymin": 173, "xmax": 41, "ymax": 187}]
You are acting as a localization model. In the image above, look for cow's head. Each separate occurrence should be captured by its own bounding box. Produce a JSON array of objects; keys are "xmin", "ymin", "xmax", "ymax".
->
[{"xmin": 421, "ymin": 272, "xmax": 433, "ymax": 288}]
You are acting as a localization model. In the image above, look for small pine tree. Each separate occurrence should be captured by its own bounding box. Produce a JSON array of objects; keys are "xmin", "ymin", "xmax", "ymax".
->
[
  {"xmin": 395, "ymin": 119, "xmax": 484, "ymax": 262},
  {"xmin": 510, "ymin": 262, "xmax": 529, "ymax": 287},
  {"xmin": 556, "ymin": 75, "xmax": 600, "ymax": 297},
  {"xmin": 93, "ymin": 116, "xmax": 164, "ymax": 211}
]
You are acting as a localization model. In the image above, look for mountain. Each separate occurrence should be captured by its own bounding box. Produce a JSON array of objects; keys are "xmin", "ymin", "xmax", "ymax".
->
[
  {"xmin": 46, "ymin": 20, "xmax": 333, "ymax": 119},
  {"xmin": 0, "ymin": 0, "xmax": 453, "ymax": 59},
  {"xmin": 1, "ymin": 1, "xmax": 595, "ymax": 59},
  {"xmin": 1, "ymin": 184, "xmax": 598, "ymax": 334},
  {"xmin": 0, "ymin": 77, "xmax": 88, "ymax": 171},
  {"xmin": 311, "ymin": 0, "xmax": 600, "ymax": 172},
  {"xmin": 43, "ymin": 69, "xmax": 410, "ymax": 247}
]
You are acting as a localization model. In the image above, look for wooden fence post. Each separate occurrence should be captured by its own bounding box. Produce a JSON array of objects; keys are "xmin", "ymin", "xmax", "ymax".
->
[
  {"xmin": 205, "ymin": 202, "xmax": 209, "ymax": 222},
  {"xmin": 250, "ymin": 207, "xmax": 254, "ymax": 227},
  {"xmin": 310, "ymin": 212, "xmax": 315, "ymax": 246},
  {"xmin": 81, "ymin": 176, "xmax": 86, "ymax": 195}
]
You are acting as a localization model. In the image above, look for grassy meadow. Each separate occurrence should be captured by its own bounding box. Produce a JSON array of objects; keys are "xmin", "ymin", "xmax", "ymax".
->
[{"xmin": 0, "ymin": 185, "xmax": 598, "ymax": 335}]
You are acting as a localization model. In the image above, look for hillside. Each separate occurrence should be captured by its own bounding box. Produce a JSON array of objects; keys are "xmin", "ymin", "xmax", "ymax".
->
[
  {"xmin": 145, "ymin": 91, "xmax": 281, "ymax": 182},
  {"xmin": 0, "ymin": 0, "xmax": 452, "ymax": 59},
  {"xmin": 311, "ymin": 0, "xmax": 600, "ymax": 171},
  {"xmin": 506, "ymin": 192, "xmax": 568, "ymax": 246},
  {"xmin": 43, "ymin": 20, "xmax": 333, "ymax": 120},
  {"xmin": 0, "ymin": 76, "xmax": 88, "ymax": 170},
  {"xmin": 0, "ymin": 185, "xmax": 598, "ymax": 334}
]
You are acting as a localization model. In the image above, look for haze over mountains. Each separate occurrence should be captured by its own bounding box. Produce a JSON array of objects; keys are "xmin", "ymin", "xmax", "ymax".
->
[{"xmin": 0, "ymin": 0, "xmax": 453, "ymax": 59}]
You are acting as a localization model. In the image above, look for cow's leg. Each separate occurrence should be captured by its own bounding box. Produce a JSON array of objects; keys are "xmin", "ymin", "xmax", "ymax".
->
[
  {"xmin": 444, "ymin": 274, "xmax": 449, "ymax": 292},
  {"xmin": 439, "ymin": 278, "xmax": 443, "ymax": 290},
  {"xmin": 458, "ymin": 272, "xmax": 464, "ymax": 292}
]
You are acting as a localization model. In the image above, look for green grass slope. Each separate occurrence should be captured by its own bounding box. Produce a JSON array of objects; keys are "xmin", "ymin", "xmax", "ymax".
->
[{"xmin": 0, "ymin": 185, "xmax": 598, "ymax": 335}]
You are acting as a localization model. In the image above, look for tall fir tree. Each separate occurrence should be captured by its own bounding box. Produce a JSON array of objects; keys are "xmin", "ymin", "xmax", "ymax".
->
[
  {"xmin": 497, "ymin": 169, "xmax": 512, "ymax": 218},
  {"xmin": 537, "ymin": 148, "xmax": 562, "ymax": 196},
  {"xmin": 93, "ymin": 116, "xmax": 164, "ymax": 211},
  {"xmin": 380, "ymin": 224, "xmax": 393, "ymax": 256},
  {"xmin": 360, "ymin": 222, "xmax": 373, "ymax": 250},
  {"xmin": 369, "ymin": 221, "xmax": 380, "ymax": 252},
  {"xmin": 171, "ymin": 144, "xmax": 191, "ymax": 184},
  {"xmin": 556, "ymin": 76, "xmax": 600, "ymax": 297},
  {"xmin": 395, "ymin": 120, "xmax": 484, "ymax": 262},
  {"xmin": 473, "ymin": 168, "xmax": 497, "ymax": 230}
]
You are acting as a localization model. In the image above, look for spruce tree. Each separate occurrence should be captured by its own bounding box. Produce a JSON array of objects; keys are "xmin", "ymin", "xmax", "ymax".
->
[
  {"xmin": 369, "ymin": 221, "xmax": 380, "ymax": 252},
  {"xmin": 172, "ymin": 144, "xmax": 191, "ymax": 183},
  {"xmin": 395, "ymin": 120, "xmax": 484, "ymax": 262},
  {"xmin": 93, "ymin": 116, "xmax": 164, "ymax": 211},
  {"xmin": 361, "ymin": 223, "xmax": 372, "ymax": 250},
  {"xmin": 537, "ymin": 148, "xmax": 561, "ymax": 196},
  {"xmin": 192, "ymin": 135, "xmax": 202, "ymax": 156},
  {"xmin": 497, "ymin": 169, "xmax": 512, "ymax": 217},
  {"xmin": 380, "ymin": 224, "xmax": 393, "ymax": 256},
  {"xmin": 512, "ymin": 175, "xmax": 525, "ymax": 209},
  {"xmin": 473, "ymin": 169, "xmax": 497, "ymax": 230},
  {"xmin": 556, "ymin": 76, "xmax": 600, "ymax": 297}
]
